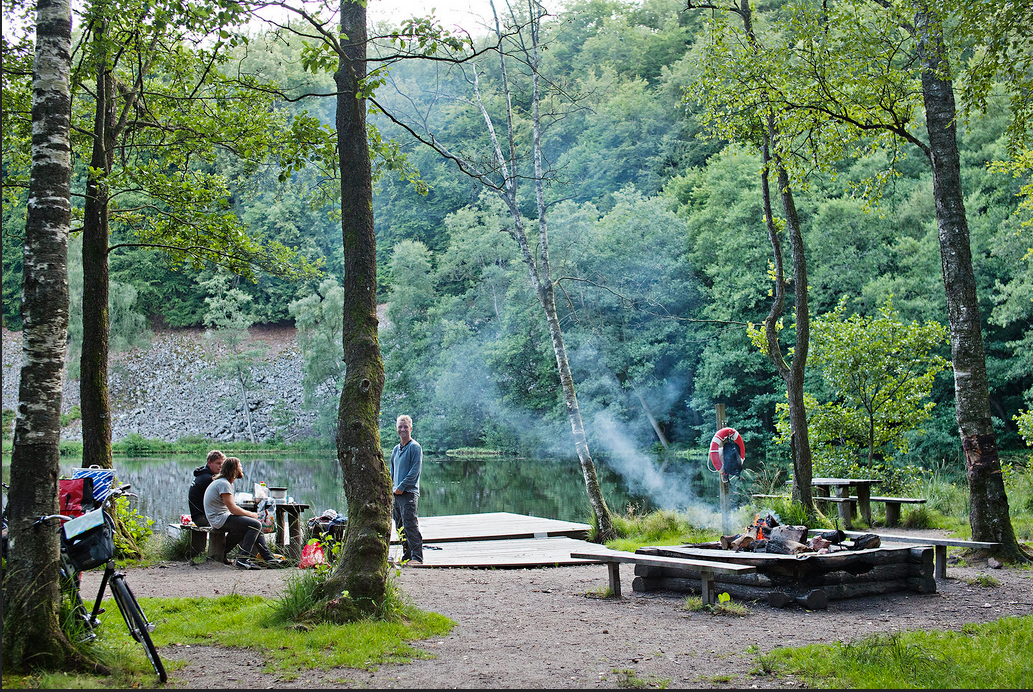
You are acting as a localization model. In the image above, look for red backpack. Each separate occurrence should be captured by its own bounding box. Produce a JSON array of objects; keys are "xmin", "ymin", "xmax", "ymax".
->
[{"xmin": 59, "ymin": 477, "xmax": 96, "ymax": 518}]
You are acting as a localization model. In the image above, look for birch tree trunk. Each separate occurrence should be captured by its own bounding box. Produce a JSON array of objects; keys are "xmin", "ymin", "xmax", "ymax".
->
[
  {"xmin": 3, "ymin": 0, "xmax": 106, "ymax": 672},
  {"xmin": 495, "ymin": 0, "xmax": 616, "ymax": 540}
]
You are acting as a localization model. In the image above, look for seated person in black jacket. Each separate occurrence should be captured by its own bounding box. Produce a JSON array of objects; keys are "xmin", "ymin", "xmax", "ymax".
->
[{"xmin": 188, "ymin": 450, "xmax": 226, "ymax": 526}]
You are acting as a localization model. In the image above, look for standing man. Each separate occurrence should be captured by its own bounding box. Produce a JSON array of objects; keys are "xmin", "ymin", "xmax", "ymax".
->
[
  {"xmin": 390, "ymin": 414, "xmax": 424, "ymax": 565},
  {"xmin": 188, "ymin": 449, "xmax": 225, "ymax": 526}
]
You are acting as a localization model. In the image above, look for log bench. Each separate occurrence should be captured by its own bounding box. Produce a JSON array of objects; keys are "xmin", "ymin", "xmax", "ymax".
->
[
  {"xmin": 570, "ymin": 547, "xmax": 755, "ymax": 602},
  {"xmin": 175, "ymin": 524, "xmax": 228, "ymax": 562},
  {"xmin": 812, "ymin": 529, "xmax": 1000, "ymax": 579}
]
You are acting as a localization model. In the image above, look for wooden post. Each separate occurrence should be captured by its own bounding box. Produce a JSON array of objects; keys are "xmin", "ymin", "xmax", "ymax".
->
[{"xmin": 716, "ymin": 405, "xmax": 731, "ymax": 535}]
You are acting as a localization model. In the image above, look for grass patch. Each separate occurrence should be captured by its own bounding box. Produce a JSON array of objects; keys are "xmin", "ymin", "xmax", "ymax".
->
[
  {"xmin": 683, "ymin": 593, "xmax": 749, "ymax": 616},
  {"xmin": 153, "ymin": 592, "xmax": 453, "ymax": 673},
  {"xmin": 964, "ymin": 573, "xmax": 1001, "ymax": 588},
  {"xmin": 613, "ymin": 667, "xmax": 671, "ymax": 689},
  {"xmin": 758, "ymin": 616, "xmax": 1033, "ymax": 689},
  {"xmin": 1, "ymin": 591, "xmax": 453, "ymax": 689}
]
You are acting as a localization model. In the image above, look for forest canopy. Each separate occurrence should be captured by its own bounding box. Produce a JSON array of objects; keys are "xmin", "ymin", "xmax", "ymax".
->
[{"xmin": 2, "ymin": 0, "xmax": 1031, "ymax": 476}]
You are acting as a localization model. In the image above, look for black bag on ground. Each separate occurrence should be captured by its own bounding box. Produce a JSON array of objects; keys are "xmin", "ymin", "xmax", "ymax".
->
[{"xmin": 62, "ymin": 508, "xmax": 114, "ymax": 571}]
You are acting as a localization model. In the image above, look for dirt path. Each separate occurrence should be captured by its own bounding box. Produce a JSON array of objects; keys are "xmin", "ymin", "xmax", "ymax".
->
[{"xmin": 83, "ymin": 535, "xmax": 1033, "ymax": 689}]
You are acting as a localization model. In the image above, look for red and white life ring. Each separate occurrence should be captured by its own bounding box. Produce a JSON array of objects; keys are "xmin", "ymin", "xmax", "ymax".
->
[{"xmin": 709, "ymin": 427, "xmax": 745, "ymax": 472}]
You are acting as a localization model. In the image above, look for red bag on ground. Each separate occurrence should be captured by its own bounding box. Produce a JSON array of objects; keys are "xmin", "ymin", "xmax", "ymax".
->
[{"xmin": 299, "ymin": 540, "xmax": 324, "ymax": 569}]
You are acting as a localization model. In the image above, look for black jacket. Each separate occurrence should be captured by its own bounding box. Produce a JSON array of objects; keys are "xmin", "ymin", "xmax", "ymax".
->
[{"xmin": 188, "ymin": 465, "xmax": 214, "ymax": 521}]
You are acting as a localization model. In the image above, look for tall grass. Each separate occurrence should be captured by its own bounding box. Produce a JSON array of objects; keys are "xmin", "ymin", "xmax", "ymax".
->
[{"xmin": 606, "ymin": 506, "xmax": 717, "ymax": 551}]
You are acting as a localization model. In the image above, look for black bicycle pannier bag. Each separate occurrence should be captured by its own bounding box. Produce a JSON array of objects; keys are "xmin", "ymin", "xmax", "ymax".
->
[{"xmin": 62, "ymin": 508, "xmax": 114, "ymax": 571}]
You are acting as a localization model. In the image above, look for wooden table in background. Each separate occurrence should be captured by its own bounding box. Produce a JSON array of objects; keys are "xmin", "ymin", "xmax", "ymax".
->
[
  {"xmin": 242, "ymin": 501, "xmax": 310, "ymax": 561},
  {"xmin": 811, "ymin": 478, "xmax": 880, "ymax": 528}
]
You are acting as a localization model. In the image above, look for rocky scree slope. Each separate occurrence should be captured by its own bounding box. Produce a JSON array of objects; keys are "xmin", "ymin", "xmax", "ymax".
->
[{"xmin": 2, "ymin": 326, "xmax": 318, "ymax": 443}]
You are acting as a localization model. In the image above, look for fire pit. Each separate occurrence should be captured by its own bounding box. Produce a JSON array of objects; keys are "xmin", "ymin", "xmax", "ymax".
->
[{"xmin": 631, "ymin": 513, "xmax": 937, "ymax": 608}]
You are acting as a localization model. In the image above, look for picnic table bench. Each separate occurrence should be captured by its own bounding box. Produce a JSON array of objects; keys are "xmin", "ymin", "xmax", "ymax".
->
[
  {"xmin": 570, "ymin": 547, "xmax": 756, "ymax": 602},
  {"xmin": 812, "ymin": 529, "xmax": 1001, "ymax": 579},
  {"xmin": 754, "ymin": 494, "xmax": 926, "ymax": 528}
]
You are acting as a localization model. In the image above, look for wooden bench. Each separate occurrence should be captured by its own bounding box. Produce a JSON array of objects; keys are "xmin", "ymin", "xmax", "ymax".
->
[
  {"xmin": 177, "ymin": 524, "xmax": 228, "ymax": 562},
  {"xmin": 813, "ymin": 529, "xmax": 1001, "ymax": 579},
  {"xmin": 813, "ymin": 495, "xmax": 926, "ymax": 528},
  {"xmin": 570, "ymin": 548, "xmax": 756, "ymax": 602},
  {"xmin": 868, "ymin": 497, "xmax": 927, "ymax": 528},
  {"xmin": 751, "ymin": 494, "xmax": 789, "ymax": 501}
]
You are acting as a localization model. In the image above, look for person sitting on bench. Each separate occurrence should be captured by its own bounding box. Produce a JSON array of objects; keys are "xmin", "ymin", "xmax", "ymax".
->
[
  {"xmin": 203, "ymin": 456, "xmax": 285, "ymax": 570},
  {"xmin": 188, "ymin": 450, "xmax": 225, "ymax": 527}
]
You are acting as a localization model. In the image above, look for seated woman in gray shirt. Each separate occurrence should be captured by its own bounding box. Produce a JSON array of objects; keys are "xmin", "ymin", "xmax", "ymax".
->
[{"xmin": 203, "ymin": 456, "xmax": 284, "ymax": 570}]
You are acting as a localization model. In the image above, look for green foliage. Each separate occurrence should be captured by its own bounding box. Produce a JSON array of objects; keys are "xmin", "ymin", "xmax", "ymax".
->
[
  {"xmin": 60, "ymin": 406, "xmax": 82, "ymax": 427},
  {"xmin": 151, "ymin": 593, "xmax": 453, "ymax": 672},
  {"xmin": 759, "ymin": 616, "xmax": 1033, "ymax": 690},
  {"xmin": 607, "ymin": 506, "xmax": 716, "ymax": 552},
  {"xmin": 683, "ymin": 593, "xmax": 749, "ymax": 616},
  {"xmin": 113, "ymin": 495, "xmax": 154, "ymax": 560},
  {"xmin": 3, "ymin": 409, "xmax": 16, "ymax": 439},
  {"xmin": 782, "ymin": 297, "xmax": 949, "ymax": 469},
  {"xmin": 289, "ymin": 278, "xmax": 345, "ymax": 439},
  {"xmin": 613, "ymin": 667, "xmax": 671, "ymax": 689}
]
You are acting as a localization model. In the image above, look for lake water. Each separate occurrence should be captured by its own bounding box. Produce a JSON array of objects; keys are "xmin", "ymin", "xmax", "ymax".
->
[
  {"xmin": 53, "ymin": 454, "xmax": 659, "ymax": 531},
  {"xmin": 4, "ymin": 451, "xmax": 736, "ymax": 532}
]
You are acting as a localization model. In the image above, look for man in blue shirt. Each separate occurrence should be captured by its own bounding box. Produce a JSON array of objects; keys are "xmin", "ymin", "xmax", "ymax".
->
[{"xmin": 390, "ymin": 414, "xmax": 424, "ymax": 564}]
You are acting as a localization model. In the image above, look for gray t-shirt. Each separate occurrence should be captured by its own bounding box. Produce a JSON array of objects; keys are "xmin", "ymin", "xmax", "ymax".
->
[{"xmin": 203, "ymin": 477, "xmax": 235, "ymax": 529}]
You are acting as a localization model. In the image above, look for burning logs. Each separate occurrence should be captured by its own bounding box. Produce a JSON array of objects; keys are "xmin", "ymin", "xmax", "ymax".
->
[{"xmin": 717, "ymin": 516, "xmax": 868, "ymax": 556}]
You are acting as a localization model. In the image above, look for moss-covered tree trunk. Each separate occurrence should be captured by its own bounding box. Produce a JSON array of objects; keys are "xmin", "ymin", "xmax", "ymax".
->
[
  {"xmin": 915, "ymin": 4, "xmax": 1024, "ymax": 561},
  {"xmin": 80, "ymin": 10, "xmax": 115, "ymax": 471},
  {"xmin": 3, "ymin": 0, "xmax": 107, "ymax": 673},
  {"xmin": 324, "ymin": 0, "xmax": 392, "ymax": 615}
]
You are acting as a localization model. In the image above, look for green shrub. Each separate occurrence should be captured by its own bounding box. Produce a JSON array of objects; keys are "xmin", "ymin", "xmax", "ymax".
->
[{"xmin": 60, "ymin": 405, "xmax": 81, "ymax": 427}]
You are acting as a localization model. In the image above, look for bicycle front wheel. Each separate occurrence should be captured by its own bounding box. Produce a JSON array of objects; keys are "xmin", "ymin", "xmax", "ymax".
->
[{"xmin": 110, "ymin": 575, "xmax": 167, "ymax": 682}]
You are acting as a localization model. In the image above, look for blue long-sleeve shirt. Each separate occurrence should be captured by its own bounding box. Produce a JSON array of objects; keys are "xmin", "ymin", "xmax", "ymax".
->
[{"xmin": 391, "ymin": 439, "xmax": 422, "ymax": 496}]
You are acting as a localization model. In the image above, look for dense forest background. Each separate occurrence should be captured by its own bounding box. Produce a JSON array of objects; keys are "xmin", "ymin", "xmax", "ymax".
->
[{"xmin": 3, "ymin": 0, "xmax": 1031, "ymax": 480}]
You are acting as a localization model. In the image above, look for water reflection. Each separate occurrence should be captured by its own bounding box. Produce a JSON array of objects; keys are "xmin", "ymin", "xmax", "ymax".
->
[{"xmin": 53, "ymin": 455, "xmax": 648, "ymax": 530}]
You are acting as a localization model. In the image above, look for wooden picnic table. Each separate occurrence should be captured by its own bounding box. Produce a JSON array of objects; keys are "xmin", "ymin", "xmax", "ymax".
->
[
  {"xmin": 811, "ymin": 478, "xmax": 880, "ymax": 528},
  {"xmin": 242, "ymin": 500, "xmax": 310, "ymax": 561}
]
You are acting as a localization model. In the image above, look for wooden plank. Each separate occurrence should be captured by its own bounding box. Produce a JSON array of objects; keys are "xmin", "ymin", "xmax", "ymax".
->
[
  {"xmin": 569, "ymin": 548, "xmax": 756, "ymax": 575},
  {"xmin": 817, "ymin": 530, "xmax": 1000, "ymax": 548},
  {"xmin": 392, "ymin": 512, "xmax": 590, "ymax": 544},
  {"xmin": 391, "ymin": 536, "xmax": 600, "ymax": 568}
]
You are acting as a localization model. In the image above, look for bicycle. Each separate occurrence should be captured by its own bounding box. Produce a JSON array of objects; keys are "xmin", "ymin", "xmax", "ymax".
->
[{"xmin": 35, "ymin": 483, "xmax": 167, "ymax": 682}]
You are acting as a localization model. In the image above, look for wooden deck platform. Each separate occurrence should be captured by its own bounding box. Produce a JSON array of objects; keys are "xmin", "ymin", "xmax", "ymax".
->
[
  {"xmin": 388, "ymin": 512, "xmax": 597, "ymax": 568},
  {"xmin": 395, "ymin": 536, "xmax": 600, "ymax": 568},
  {"xmin": 390, "ymin": 511, "xmax": 591, "ymax": 543}
]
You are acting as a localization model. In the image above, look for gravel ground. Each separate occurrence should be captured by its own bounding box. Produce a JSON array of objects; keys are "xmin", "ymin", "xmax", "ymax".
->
[{"xmin": 81, "ymin": 532, "xmax": 1033, "ymax": 689}]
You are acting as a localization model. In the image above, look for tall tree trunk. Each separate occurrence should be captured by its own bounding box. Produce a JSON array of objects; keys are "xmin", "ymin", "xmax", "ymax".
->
[
  {"xmin": 81, "ymin": 12, "xmax": 115, "ymax": 470},
  {"xmin": 758, "ymin": 139, "xmax": 813, "ymax": 511},
  {"xmin": 915, "ymin": 5, "xmax": 1024, "ymax": 560},
  {"xmin": 3, "ymin": 0, "xmax": 106, "ymax": 673},
  {"xmin": 741, "ymin": 0, "xmax": 813, "ymax": 511},
  {"xmin": 325, "ymin": 0, "xmax": 392, "ymax": 615}
]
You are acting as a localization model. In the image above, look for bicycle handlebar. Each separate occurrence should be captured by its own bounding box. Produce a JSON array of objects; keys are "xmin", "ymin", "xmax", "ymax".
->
[{"xmin": 34, "ymin": 513, "xmax": 75, "ymax": 526}]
